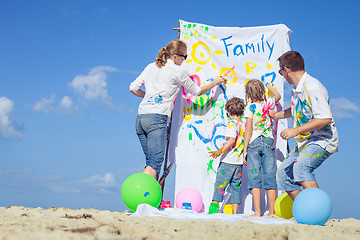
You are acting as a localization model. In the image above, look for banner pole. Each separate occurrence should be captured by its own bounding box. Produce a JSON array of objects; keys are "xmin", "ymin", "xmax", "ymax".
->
[{"xmin": 158, "ymin": 21, "xmax": 181, "ymax": 199}]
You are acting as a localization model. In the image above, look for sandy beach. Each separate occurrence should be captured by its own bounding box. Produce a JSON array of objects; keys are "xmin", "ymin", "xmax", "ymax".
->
[{"xmin": 0, "ymin": 206, "xmax": 359, "ymax": 240}]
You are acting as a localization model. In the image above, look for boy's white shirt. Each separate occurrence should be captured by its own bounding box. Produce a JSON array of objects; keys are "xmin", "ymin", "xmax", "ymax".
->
[
  {"xmin": 129, "ymin": 59, "xmax": 201, "ymax": 117},
  {"xmin": 220, "ymin": 120, "xmax": 245, "ymax": 165}
]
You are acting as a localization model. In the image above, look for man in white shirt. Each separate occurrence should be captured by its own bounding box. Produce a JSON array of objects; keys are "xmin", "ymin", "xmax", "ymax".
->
[{"xmin": 273, "ymin": 51, "xmax": 339, "ymax": 200}]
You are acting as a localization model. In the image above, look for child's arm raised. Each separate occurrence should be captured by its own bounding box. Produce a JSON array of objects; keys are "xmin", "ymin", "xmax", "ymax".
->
[
  {"xmin": 209, "ymin": 137, "xmax": 236, "ymax": 158},
  {"xmin": 267, "ymin": 83, "xmax": 281, "ymax": 103}
]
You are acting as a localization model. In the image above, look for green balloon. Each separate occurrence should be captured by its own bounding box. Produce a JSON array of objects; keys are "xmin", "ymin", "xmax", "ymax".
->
[{"xmin": 121, "ymin": 173, "xmax": 162, "ymax": 212}]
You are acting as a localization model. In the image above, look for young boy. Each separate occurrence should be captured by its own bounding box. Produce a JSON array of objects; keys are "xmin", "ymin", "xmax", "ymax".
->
[{"xmin": 208, "ymin": 97, "xmax": 246, "ymax": 214}]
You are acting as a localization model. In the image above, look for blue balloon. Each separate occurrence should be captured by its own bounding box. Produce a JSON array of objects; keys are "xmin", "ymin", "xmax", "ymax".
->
[{"xmin": 293, "ymin": 188, "xmax": 332, "ymax": 226}]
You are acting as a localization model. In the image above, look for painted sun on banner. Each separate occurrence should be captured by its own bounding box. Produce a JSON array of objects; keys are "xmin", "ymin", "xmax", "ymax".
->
[{"xmin": 169, "ymin": 20, "xmax": 292, "ymax": 214}]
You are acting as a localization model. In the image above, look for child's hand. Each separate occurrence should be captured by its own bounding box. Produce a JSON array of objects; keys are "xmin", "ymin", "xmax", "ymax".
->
[
  {"xmin": 266, "ymin": 82, "xmax": 274, "ymax": 89},
  {"xmin": 269, "ymin": 111, "xmax": 276, "ymax": 119},
  {"xmin": 243, "ymin": 151, "xmax": 248, "ymax": 166},
  {"xmin": 209, "ymin": 150, "xmax": 222, "ymax": 158},
  {"xmin": 266, "ymin": 82, "xmax": 281, "ymax": 103}
]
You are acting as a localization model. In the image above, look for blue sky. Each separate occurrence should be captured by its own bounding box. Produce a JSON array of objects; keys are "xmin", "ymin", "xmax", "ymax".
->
[{"xmin": 1, "ymin": 0, "xmax": 359, "ymax": 219}]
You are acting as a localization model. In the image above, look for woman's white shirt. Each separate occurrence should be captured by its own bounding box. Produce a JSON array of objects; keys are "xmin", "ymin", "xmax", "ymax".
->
[{"xmin": 130, "ymin": 59, "xmax": 201, "ymax": 117}]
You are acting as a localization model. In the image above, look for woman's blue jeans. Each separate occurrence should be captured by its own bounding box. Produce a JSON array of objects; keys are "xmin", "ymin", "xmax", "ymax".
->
[{"xmin": 135, "ymin": 114, "xmax": 168, "ymax": 176}]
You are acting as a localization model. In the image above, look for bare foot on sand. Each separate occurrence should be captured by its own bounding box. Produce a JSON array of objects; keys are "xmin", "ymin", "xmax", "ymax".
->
[
  {"xmin": 264, "ymin": 213, "xmax": 275, "ymax": 217},
  {"xmin": 250, "ymin": 212, "xmax": 261, "ymax": 217}
]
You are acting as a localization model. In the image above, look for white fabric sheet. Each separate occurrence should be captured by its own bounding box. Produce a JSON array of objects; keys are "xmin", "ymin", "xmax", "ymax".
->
[
  {"xmin": 133, "ymin": 204, "xmax": 295, "ymax": 225},
  {"xmin": 169, "ymin": 20, "xmax": 292, "ymax": 214}
]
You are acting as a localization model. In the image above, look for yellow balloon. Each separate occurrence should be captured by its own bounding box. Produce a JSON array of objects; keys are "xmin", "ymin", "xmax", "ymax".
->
[{"xmin": 274, "ymin": 193, "xmax": 294, "ymax": 219}]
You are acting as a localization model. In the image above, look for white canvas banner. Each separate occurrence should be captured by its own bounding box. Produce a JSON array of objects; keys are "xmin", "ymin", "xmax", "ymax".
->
[{"xmin": 169, "ymin": 20, "xmax": 292, "ymax": 214}]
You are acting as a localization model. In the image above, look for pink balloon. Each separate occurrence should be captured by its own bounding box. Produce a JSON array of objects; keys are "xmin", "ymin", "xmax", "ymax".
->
[{"xmin": 175, "ymin": 188, "xmax": 203, "ymax": 213}]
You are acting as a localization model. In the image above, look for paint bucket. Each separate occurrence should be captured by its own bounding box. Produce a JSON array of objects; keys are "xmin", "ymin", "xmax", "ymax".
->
[
  {"xmin": 182, "ymin": 202, "xmax": 192, "ymax": 210},
  {"xmin": 160, "ymin": 200, "xmax": 172, "ymax": 208},
  {"xmin": 223, "ymin": 204, "xmax": 233, "ymax": 214},
  {"xmin": 208, "ymin": 202, "xmax": 219, "ymax": 214}
]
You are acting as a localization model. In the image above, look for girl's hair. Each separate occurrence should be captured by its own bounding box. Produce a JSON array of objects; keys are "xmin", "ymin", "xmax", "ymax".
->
[
  {"xmin": 155, "ymin": 39, "xmax": 187, "ymax": 68},
  {"xmin": 245, "ymin": 79, "xmax": 266, "ymax": 103},
  {"xmin": 225, "ymin": 97, "xmax": 245, "ymax": 117}
]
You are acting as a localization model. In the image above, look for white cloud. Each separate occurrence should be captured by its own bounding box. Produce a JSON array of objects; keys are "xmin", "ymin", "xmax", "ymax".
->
[
  {"xmin": 59, "ymin": 96, "xmax": 77, "ymax": 113},
  {"xmin": 60, "ymin": 96, "xmax": 73, "ymax": 109},
  {"xmin": 330, "ymin": 97, "xmax": 360, "ymax": 118},
  {"xmin": 69, "ymin": 66, "xmax": 118, "ymax": 107},
  {"xmin": 33, "ymin": 95, "xmax": 77, "ymax": 114},
  {"xmin": 0, "ymin": 97, "xmax": 23, "ymax": 139},
  {"xmin": 83, "ymin": 173, "xmax": 116, "ymax": 188},
  {"xmin": 82, "ymin": 173, "xmax": 117, "ymax": 194},
  {"xmin": 33, "ymin": 94, "xmax": 56, "ymax": 113}
]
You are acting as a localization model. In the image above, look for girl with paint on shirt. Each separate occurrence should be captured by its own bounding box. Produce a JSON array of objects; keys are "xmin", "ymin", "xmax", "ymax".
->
[
  {"xmin": 243, "ymin": 79, "xmax": 281, "ymax": 217},
  {"xmin": 129, "ymin": 39, "xmax": 226, "ymax": 180}
]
